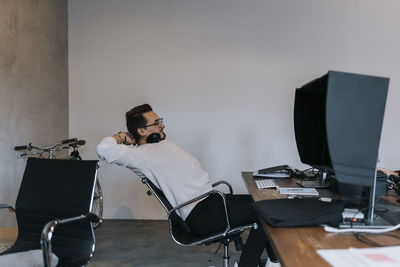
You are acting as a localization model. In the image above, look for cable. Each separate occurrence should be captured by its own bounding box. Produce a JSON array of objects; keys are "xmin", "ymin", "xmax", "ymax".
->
[
  {"xmin": 324, "ymin": 223, "xmax": 400, "ymax": 233},
  {"xmin": 348, "ymin": 192, "xmax": 393, "ymax": 228},
  {"xmin": 354, "ymin": 233, "xmax": 383, "ymax": 247},
  {"xmin": 295, "ymin": 167, "xmax": 315, "ymax": 180},
  {"xmin": 325, "ymin": 177, "xmax": 400, "ymax": 234},
  {"xmin": 354, "ymin": 232, "xmax": 400, "ymax": 247}
]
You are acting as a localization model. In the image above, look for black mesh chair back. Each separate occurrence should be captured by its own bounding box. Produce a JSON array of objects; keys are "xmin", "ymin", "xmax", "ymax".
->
[{"xmin": 1, "ymin": 158, "xmax": 98, "ymax": 266}]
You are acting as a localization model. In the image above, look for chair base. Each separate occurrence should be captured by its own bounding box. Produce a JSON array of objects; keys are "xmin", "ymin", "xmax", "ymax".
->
[{"xmin": 223, "ymin": 241, "xmax": 230, "ymax": 267}]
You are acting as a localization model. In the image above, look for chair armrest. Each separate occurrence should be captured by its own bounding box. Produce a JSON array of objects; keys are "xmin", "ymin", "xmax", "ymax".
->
[
  {"xmin": 212, "ymin": 180, "xmax": 233, "ymax": 194},
  {"xmin": 0, "ymin": 204, "xmax": 15, "ymax": 213},
  {"xmin": 168, "ymin": 190, "xmax": 232, "ymax": 236},
  {"xmin": 41, "ymin": 212, "xmax": 99, "ymax": 267}
]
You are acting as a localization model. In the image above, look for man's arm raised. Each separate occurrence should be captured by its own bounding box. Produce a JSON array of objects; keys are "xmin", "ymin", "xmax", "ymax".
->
[
  {"xmin": 96, "ymin": 133, "xmax": 145, "ymax": 168},
  {"xmin": 112, "ymin": 132, "xmax": 135, "ymax": 145}
]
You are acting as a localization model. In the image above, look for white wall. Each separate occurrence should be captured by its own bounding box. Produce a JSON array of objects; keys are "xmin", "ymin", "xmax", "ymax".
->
[{"xmin": 68, "ymin": 0, "xmax": 400, "ymax": 220}]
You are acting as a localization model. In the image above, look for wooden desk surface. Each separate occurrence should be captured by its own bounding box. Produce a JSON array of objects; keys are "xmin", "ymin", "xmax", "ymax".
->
[{"xmin": 242, "ymin": 172, "xmax": 400, "ymax": 267}]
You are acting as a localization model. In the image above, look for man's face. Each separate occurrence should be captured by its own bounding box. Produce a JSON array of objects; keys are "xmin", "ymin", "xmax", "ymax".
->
[{"xmin": 140, "ymin": 111, "xmax": 166, "ymax": 142}]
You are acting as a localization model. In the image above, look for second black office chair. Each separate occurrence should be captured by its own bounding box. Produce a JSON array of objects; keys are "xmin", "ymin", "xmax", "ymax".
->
[
  {"xmin": 0, "ymin": 158, "xmax": 100, "ymax": 267},
  {"xmin": 141, "ymin": 177, "xmax": 257, "ymax": 267}
]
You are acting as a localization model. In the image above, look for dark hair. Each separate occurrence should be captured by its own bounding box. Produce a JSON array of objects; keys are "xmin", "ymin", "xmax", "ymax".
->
[{"xmin": 126, "ymin": 104, "xmax": 153, "ymax": 142}]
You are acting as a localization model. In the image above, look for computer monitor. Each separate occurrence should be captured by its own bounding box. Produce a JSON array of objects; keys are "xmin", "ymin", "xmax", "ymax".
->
[{"xmin": 294, "ymin": 70, "xmax": 389, "ymax": 223}]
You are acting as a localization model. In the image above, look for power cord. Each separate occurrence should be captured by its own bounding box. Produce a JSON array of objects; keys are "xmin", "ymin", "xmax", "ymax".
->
[
  {"xmin": 323, "ymin": 180, "xmax": 400, "ymax": 237},
  {"xmin": 354, "ymin": 232, "xmax": 400, "ymax": 247},
  {"xmin": 346, "ymin": 192, "xmax": 394, "ymax": 228},
  {"xmin": 293, "ymin": 167, "xmax": 314, "ymax": 180},
  {"xmin": 354, "ymin": 232, "xmax": 383, "ymax": 247},
  {"xmin": 324, "ymin": 223, "xmax": 400, "ymax": 233}
]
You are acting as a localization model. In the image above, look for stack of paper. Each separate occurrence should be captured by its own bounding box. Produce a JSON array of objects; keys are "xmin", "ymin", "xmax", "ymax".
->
[
  {"xmin": 317, "ymin": 246, "xmax": 400, "ymax": 267},
  {"xmin": 279, "ymin": 187, "xmax": 319, "ymax": 196}
]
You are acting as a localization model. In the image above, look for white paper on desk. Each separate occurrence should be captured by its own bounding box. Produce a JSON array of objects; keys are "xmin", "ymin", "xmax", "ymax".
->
[
  {"xmin": 317, "ymin": 246, "xmax": 400, "ymax": 267},
  {"xmin": 317, "ymin": 249, "xmax": 363, "ymax": 267},
  {"xmin": 279, "ymin": 187, "xmax": 319, "ymax": 196},
  {"xmin": 252, "ymin": 171, "xmax": 290, "ymax": 178}
]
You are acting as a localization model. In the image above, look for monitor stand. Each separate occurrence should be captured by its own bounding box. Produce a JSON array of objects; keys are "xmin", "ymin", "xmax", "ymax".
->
[
  {"xmin": 338, "ymin": 214, "xmax": 393, "ymax": 229},
  {"xmin": 339, "ymin": 175, "xmax": 398, "ymax": 229},
  {"xmin": 297, "ymin": 170, "xmax": 330, "ymax": 188}
]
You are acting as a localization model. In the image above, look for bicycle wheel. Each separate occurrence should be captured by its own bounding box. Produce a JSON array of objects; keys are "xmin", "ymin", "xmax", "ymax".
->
[{"xmin": 91, "ymin": 178, "xmax": 103, "ymax": 229}]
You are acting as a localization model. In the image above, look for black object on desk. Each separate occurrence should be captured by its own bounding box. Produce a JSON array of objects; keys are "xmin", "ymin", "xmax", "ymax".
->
[
  {"xmin": 252, "ymin": 198, "xmax": 344, "ymax": 227},
  {"xmin": 257, "ymin": 165, "xmax": 290, "ymax": 174}
]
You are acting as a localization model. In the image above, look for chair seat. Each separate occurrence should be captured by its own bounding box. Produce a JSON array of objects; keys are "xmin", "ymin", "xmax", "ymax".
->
[{"xmin": 169, "ymin": 211, "xmax": 252, "ymax": 247}]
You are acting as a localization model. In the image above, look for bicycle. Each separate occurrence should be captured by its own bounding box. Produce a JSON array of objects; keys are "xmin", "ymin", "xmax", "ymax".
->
[{"xmin": 14, "ymin": 138, "xmax": 103, "ymax": 229}]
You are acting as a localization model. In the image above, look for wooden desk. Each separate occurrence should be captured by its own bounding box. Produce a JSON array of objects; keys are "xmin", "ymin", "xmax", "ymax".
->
[{"xmin": 242, "ymin": 172, "xmax": 400, "ymax": 267}]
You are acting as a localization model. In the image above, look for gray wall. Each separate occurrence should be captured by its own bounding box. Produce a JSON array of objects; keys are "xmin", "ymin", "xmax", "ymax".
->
[
  {"xmin": 0, "ymin": 0, "xmax": 69, "ymax": 227},
  {"xmin": 69, "ymin": 0, "xmax": 400, "ymax": 220}
]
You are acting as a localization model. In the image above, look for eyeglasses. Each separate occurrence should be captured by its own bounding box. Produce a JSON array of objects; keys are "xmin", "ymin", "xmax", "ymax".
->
[{"xmin": 145, "ymin": 118, "xmax": 164, "ymax": 128}]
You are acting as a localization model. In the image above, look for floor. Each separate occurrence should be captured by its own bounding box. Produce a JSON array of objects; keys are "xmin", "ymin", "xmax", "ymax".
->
[
  {"xmin": 0, "ymin": 220, "xmax": 255, "ymax": 267},
  {"xmin": 89, "ymin": 220, "xmax": 246, "ymax": 267}
]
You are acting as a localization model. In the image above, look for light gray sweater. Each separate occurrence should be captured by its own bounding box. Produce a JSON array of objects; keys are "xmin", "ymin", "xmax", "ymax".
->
[{"xmin": 96, "ymin": 137, "xmax": 213, "ymax": 219}]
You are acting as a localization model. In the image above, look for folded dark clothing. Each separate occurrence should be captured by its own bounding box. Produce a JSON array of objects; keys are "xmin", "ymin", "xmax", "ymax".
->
[{"xmin": 252, "ymin": 198, "xmax": 344, "ymax": 227}]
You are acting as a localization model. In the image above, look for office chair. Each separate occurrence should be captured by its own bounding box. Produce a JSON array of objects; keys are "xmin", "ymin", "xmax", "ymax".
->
[
  {"xmin": 0, "ymin": 158, "xmax": 100, "ymax": 267},
  {"xmin": 141, "ymin": 177, "xmax": 257, "ymax": 267}
]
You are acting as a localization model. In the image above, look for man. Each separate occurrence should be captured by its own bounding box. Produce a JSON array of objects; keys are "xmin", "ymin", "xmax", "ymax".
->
[{"xmin": 96, "ymin": 104, "xmax": 277, "ymax": 267}]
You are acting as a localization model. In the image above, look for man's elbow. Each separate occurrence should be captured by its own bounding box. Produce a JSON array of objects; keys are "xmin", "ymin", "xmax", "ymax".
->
[
  {"xmin": 96, "ymin": 143, "xmax": 107, "ymax": 161},
  {"xmin": 96, "ymin": 143, "xmax": 120, "ymax": 164}
]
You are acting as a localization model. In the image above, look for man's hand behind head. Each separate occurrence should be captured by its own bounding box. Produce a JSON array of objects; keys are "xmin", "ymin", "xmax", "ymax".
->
[
  {"xmin": 123, "ymin": 132, "xmax": 136, "ymax": 145},
  {"xmin": 113, "ymin": 132, "xmax": 136, "ymax": 145}
]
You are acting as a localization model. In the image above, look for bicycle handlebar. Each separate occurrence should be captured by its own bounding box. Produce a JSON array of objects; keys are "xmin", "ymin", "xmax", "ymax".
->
[
  {"xmin": 61, "ymin": 138, "xmax": 78, "ymax": 145},
  {"xmin": 68, "ymin": 140, "xmax": 86, "ymax": 147},
  {"xmin": 14, "ymin": 138, "xmax": 86, "ymax": 157},
  {"xmin": 14, "ymin": 145, "xmax": 28, "ymax": 151}
]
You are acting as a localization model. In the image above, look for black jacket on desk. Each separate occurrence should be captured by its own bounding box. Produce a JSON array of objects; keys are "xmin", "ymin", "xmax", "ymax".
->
[{"xmin": 252, "ymin": 198, "xmax": 344, "ymax": 227}]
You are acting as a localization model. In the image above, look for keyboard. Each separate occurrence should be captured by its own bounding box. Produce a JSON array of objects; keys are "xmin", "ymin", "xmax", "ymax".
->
[{"xmin": 255, "ymin": 179, "xmax": 278, "ymax": 189}]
